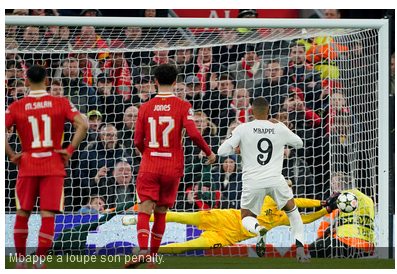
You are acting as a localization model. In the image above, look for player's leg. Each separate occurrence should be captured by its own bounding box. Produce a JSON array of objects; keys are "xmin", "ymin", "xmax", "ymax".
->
[
  {"xmin": 148, "ymin": 175, "xmax": 180, "ymax": 264},
  {"xmin": 34, "ymin": 176, "xmax": 64, "ymax": 269},
  {"xmin": 283, "ymin": 198, "xmax": 309, "ymax": 262},
  {"xmin": 240, "ymin": 189, "xmax": 268, "ymax": 257},
  {"xmin": 14, "ymin": 177, "xmax": 39, "ymax": 269},
  {"xmin": 122, "ymin": 211, "xmax": 201, "ymax": 226},
  {"xmin": 157, "ymin": 234, "xmax": 213, "ymax": 254}
]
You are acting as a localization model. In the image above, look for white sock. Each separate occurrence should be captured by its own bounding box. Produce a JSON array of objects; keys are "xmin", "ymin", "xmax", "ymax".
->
[
  {"xmin": 285, "ymin": 206, "xmax": 304, "ymax": 247},
  {"xmin": 242, "ymin": 216, "xmax": 260, "ymax": 236}
]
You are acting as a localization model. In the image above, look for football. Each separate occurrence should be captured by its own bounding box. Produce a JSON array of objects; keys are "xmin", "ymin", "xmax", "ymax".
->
[{"xmin": 337, "ymin": 192, "xmax": 358, "ymax": 213}]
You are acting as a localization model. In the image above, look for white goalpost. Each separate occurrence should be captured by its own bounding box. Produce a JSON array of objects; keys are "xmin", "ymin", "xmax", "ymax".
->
[{"xmin": 4, "ymin": 15, "xmax": 390, "ymax": 259}]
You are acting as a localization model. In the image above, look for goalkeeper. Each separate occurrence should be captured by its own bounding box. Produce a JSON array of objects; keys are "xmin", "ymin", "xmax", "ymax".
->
[{"xmin": 122, "ymin": 179, "xmax": 339, "ymax": 255}]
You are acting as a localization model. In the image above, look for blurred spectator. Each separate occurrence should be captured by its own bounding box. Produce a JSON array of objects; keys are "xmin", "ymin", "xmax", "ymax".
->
[
  {"xmin": 213, "ymin": 28, "xmax": 242, "ymax": 67},
  {"xmin": 103, "ymin": 39, "xmax": 140, "ymax": 100},
  {"xmin": 216, "ymin": 88, "xmax": 252, "ymax": 139},
  {"xmin": 18, "ymin": 26, "xmax": 41, "ymax": 52},
  {"xmin": 48, "ymin": 79, "xmax": 64, "ymax": 97},
  {"xmin": 184, "ymin": 111, "xmax": 220, "ymax": 165},
  {"xmin": 202, "ymin": 73, "xmax": 235, "ymax": 119},
  {"xmin": 73, "ymin": 26, "xmax": 109, "ymax": 60},
  {"xmin": 86, "ymin": 110, "xmax": 103, "ymax": 143},
  {"xmin": 80, "ymin": 9, "xmax": 102, "ymax": 17},
  {"xmin": 274, "ymin": 108, "xmax": 293, "ymax": 130},
  {"xmin": 5, "ymin": 38, "xmax": 27, "ymax": 79},
  {"xmin": 181, "ymin": 181, "xmax": 221, "ymax": 212},
  {"xmin": 390, "ymin": 52, "xmax": 396, "ymax": 94},
  {"xmin": 184, "ymin": 75, "xmax": 203, "ymax": 110},
  {"xmin": 212, "ymin": 155, "xmax": 242, "ymax": 209},
  {"xmin": 118, "ymin": 105, "xmax": 142, "ymax": 175},
  {"xmin": 67, "ymin": 52, "xmax": 102, "ymax": 86},
  {"xmin": 12, "ymin": 9, "xmax": 29, "ymax": 16},
  {"xmin": 237, "ymin": 9, "xmax": 258, "ymax": 18},
  {"xmin": 122, "ymin": 27, "xmax": 144, "ymax": 48},
  {"xmin": 229, "ymin": 44, "xmax": 266, "ymax": 96},
  {"xmin": 193, "ymin": 46, "xmax": 225, "ymax": 92},
  {"xmin": 174, "ymin": 82, "xmax": 187, "ymax": 100},
  {"xmin": 41, "ymin": 25, "xmax": 70, "ymax": 50},
  {"xmin": 59, "ymin": 57, "xmax": 102, "ymax": 114},
  {"xmin": 284, "ymin": 42, "xmax": 323, "ymax": 109},
  {"xmin": 282, "ymin": 147, "xmax": 315, "ymax": 199},
  {"xmin": 141, "ymin": 38, "xmax": 175, "ymax": 78},
  {"xmin": 282, "ymin": 94, "xmax": 320, "ymax": 166},
  {"xmin": 91, "ymin": 160, "xmax": 136, "ymax": 209},
  {"xmin": 126, "ymin": 74, "xmax": 156, "ymax": 105},
  {"xmin": 339, "ymin": 39, "xmax": 377, "ymax": 93},
  {"xmin": 95, "ymin": 73, "xmax": 125, "ymax": 130},
  {"xmin": 6, "ymin": 79, "xmax": 27, "ymax": 107},
  {"xmin": 253, "ymin": 59, "xmax": 289, "ymax": 114},
  {"xmin": 323, "ymin": 9, "xmax": 341, "ymax": 19},
  {"xmin": 30, "ymin": 9, "xmax": 59, "ymax": 16},
  {"xmin": 121, "ymin": 27, "xmax": 151, "ymax": 67},
  {"xmin": 76, "ymin": 124, "xmax": 133, "ymax": 194},
  {"xmin": 77, "ymin": 196, "xmax": 106, "ymax": 214},
  {"xmin": 173, "ymin": 40, "xmax": 195, "ymax": 81}
]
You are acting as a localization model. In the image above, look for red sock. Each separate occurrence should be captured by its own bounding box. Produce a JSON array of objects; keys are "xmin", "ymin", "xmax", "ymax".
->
[
  {"xmin": 14, "ymin": 215, "xmax": 29, "ymax": 257},
  {"xmin": 36, "ymin": 216, "xmax": 55, "ymax": 258},
  {"xmin": 150, "ymin": 212, "xmax": 166, "ymax": 258},
  {"xmin": 137, "ymin": 212, "xmax": 151, "ymax": 251}
]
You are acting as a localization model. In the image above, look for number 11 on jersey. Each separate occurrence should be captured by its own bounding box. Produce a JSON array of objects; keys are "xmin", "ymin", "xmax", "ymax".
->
[
  {"xmin": 28, "ymin": 114, "xmax": 53, "ymax": 148},
  {"xmin": 148, "ymin": 116, "xmax": 175, "ymax": 148}
]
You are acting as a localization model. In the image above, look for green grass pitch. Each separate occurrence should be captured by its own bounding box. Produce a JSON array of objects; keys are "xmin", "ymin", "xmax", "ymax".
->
[{"xmin": 5, "ymin": 256, "xmax": 395, "ymax": 269}]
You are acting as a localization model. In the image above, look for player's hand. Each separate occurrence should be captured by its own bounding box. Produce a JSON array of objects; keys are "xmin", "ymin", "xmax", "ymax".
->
[
  {"xmin": 268, "ymin": 118, "xmax": 279, "ymax": 124},
  {"xmin": 9, "ymin": 152, "xmax": 25, "ymax": 166},
  {"xmin": 234, "ymin": 146, "xmax": 241, "ymax": 155},
  {"xmin": 321, "ymin": 192, "xmax": 341, "ymax": 213},
  {"xmin": 205, "ymin": 152, "xmax": 216, "ymax": 165},
  {"xmin": 54, "ymin": 149, "xmax": 72, "ymax": 166}
]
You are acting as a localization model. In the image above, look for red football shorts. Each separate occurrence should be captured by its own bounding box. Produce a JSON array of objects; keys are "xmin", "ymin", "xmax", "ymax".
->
[
  {"xmin": 136, "ymin": 172, "xmax": 180, "ymax": 208},
  {"xmin": 15, "ymin": 176, "xmax": 64, "ymax": 213}
]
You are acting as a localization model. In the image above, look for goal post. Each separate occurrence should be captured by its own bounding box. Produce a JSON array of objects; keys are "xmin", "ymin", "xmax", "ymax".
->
[{"xmin": 5, "ymin": 15, "xmax": 391, "ymax": 258}]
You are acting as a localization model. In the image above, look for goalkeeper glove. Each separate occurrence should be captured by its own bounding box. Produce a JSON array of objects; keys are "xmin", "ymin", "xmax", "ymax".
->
[{"xmin": 321, "ymin": 192, "xmax": 341, "ymax": 213}]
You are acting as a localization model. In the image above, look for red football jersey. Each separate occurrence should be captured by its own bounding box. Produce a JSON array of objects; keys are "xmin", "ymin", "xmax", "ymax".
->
[
  {"xmin": 134, "ymin": 93, "xmax": 212, "ymax": 177},
  {"xmin": 5, "ymin": 90, "xmax": 80, "ymax": 177}
]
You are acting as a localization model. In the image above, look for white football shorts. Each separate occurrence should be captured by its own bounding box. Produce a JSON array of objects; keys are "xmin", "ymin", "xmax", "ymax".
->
[{"xmin": 241, "ymin": 179, "xmax": 293, "ymax": 216}]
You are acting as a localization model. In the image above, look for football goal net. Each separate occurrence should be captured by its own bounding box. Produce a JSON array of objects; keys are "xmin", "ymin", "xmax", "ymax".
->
[{"xmin": 4, "ymin": 16, "xmax": 391, "ymax": 259}]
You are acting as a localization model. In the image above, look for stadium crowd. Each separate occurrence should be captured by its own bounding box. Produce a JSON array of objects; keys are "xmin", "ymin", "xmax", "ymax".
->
[{"xmin": 4, "ymin": 9, "xmax": 393, "ymax": 213}]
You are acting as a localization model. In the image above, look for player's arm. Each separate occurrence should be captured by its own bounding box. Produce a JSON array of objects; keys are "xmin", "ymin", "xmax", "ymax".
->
[
  {"xmin": 280, "ymin": 123, "xmax": 303, "ymax": 149},
  {"xmin": 55, "ymin": 113, "xmax": 88, "ymax": 165},
  {"xmin": 294, "ymin": 198, "xmax": 321, "ymax": 208},
  {"xmin": 218, "ymin": 125, "xmax": 242, "ymax": 157},
  {"xmin": 5, "ymin": 126, "xmax": 24, "ymax": 166}
]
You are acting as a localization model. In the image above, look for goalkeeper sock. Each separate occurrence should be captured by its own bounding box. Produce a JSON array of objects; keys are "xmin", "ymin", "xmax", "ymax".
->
[
  {"xmin": 150, "ymin": 211, "xmax": 166, "ymax": 258},
  {"xmin": 36, "ymin": 216, "xmax": 55, "ymax": 259},
  {"xmin": 285, "ymin": 205, "xmax": 305, "ymax": 247},
  {"xmin": 14, "ymin": 215, "xmax": 29, "ymax": 258},
  {"xmin": 137, "ymin": 212, "xmax": 151, "ymax": 251},
  {"xmin": 241, "ymin": 216, "xmax": 260, "ymax": 236}
]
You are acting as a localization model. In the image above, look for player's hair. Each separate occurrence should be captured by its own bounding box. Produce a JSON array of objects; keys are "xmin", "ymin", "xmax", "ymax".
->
[
  {"xmin": 252, "ymin": 97, "xmax": 270, "ymax": 115},
  {"xmin": 153, "ymin": 63, "xmax": 179, "ymax": 86},
  {"xmin": 27, "ymin": 65, "xmax": 47, "ymax": 84}
]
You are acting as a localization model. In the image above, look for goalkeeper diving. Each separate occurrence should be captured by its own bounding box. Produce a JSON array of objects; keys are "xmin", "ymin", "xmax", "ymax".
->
[{"xmin": 122, "ymin": 179, "xmax": 340, "ymax": 255}]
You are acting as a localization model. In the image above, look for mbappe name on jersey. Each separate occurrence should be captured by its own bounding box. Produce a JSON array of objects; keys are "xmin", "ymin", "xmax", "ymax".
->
[{"xmin": 253, "ymin": 128, "xmax": 275, "ymax": 134}]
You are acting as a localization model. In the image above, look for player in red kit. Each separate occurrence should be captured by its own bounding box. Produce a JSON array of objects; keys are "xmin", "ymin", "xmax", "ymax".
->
[
  {"xmin": 125, "ymin": 64, "xmax": 216, "ymax": 269},
  {"xmin": 5, "ymin": 65, "xmax": 88, "ymax": 269}
]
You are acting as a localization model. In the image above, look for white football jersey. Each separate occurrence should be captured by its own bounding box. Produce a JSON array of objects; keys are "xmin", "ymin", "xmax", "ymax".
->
[{"xmin": 218, "ymin": 120, "xmax": 303, "ymax": 189}]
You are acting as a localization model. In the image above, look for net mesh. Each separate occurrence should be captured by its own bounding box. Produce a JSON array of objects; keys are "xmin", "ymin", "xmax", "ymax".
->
[{"xmin": 5, "ymin": 22, "xmax": 380, "ymax": 257}]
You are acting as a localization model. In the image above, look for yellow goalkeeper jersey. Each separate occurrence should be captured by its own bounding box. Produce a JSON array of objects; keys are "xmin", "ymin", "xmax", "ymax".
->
[
  {"xmin": 197, "ymin": 196, "xmax": 326, "ymax": 244},
  {"xmin": 336, "ymin": 189, "xmax": 375, "ymax": 244}
]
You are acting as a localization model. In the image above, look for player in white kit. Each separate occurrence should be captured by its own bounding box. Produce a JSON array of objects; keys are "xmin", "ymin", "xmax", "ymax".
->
[{"xmin": 218, "ymin": 97, "xmax": 309, "ymax": 263}]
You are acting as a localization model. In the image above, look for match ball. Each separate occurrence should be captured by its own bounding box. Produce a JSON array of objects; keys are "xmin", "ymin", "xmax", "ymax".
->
[{"xmin": 337, "ymin": 192, "xmax": 358, "ymax": 213}]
